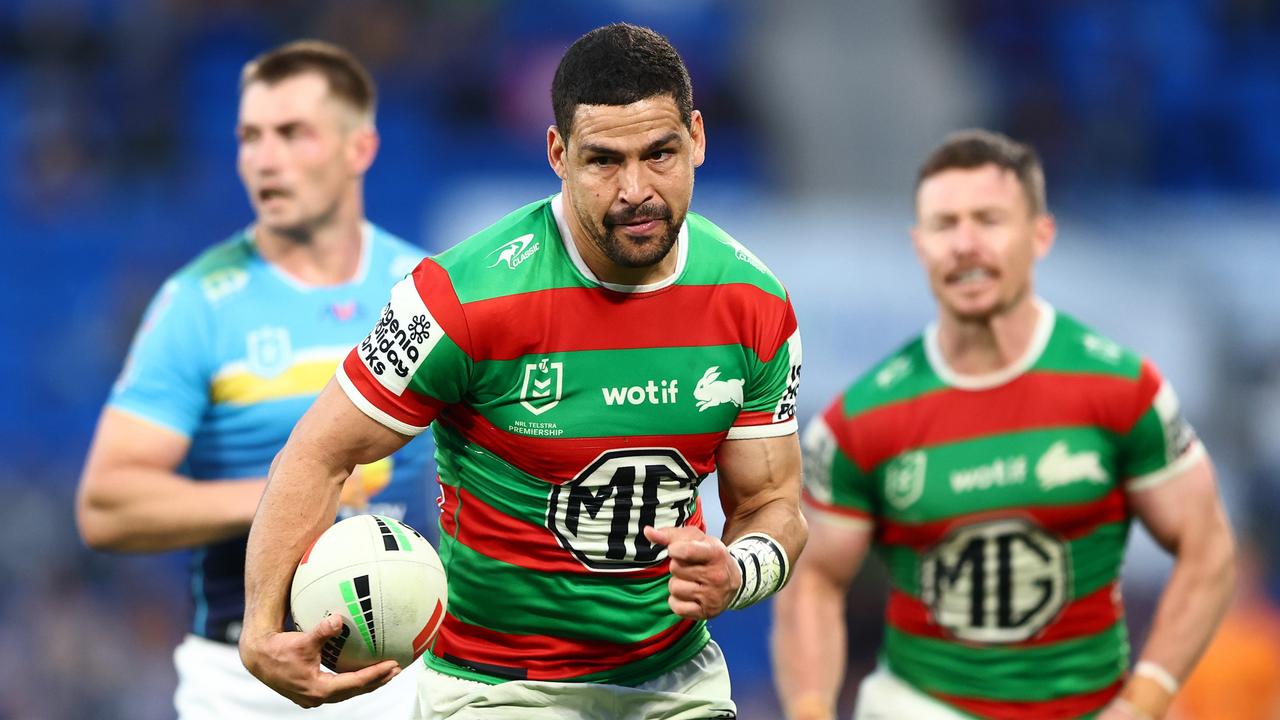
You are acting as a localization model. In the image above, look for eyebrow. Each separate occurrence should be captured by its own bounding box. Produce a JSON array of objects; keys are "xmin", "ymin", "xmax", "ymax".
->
[{"xmin": 578, "ymin": 131, "xmax": 683, "ymax": 157}]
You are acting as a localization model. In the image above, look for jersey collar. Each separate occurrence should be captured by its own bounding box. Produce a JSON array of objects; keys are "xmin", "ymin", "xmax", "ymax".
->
[
  {"xmin": 551, "ymin": 193, "xmax": 688, "ymax": 294},
  {"xmin": 924, "ymin": 297, "xmax": 1056, "ymax": 390}
]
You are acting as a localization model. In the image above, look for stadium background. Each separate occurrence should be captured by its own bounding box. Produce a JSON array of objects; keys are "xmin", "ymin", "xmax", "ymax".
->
[{"xmin": 2, "ymin": 1, "xmax": 1279, "ymax": 718}]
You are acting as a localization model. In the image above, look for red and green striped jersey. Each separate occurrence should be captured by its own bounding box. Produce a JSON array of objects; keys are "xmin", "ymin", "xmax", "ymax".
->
[
  {"xmin": 802, "ymin": 301, "xmax": 1201, "ymax": 720},
  {"xmin": 338, "ymin": 194, "xmax": 802, "ymax": 686}
]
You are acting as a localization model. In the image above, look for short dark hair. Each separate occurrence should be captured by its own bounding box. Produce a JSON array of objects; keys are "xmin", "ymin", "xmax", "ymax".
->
[
  {"xmin": 917, "ymin": 129, "xmax": 1047, "ymax": 215},
  {"xmin": 241, "ymin": 40, "xmax": 376, "ymax": 122},
  {"xmin": 551, "ymin": 23, "xmax": 693, "ymax": 142}
]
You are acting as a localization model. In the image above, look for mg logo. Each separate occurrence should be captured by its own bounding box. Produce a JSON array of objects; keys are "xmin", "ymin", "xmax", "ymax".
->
[
  {"xmin": 520, "ymin": 358, "xmax": 563, "ymax": 415},
  {"xmin": 920, "ymin": 518, "xmax": 1069, "ymax": 644},
  {"xmin": 547, "ymin": 449, "xmax": 699, "ymax": 572}
]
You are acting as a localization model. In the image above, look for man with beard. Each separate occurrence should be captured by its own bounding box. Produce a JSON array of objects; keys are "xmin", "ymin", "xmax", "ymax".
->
[
  {"xmin": 75, "ymin": 41, "xmax": 436, "ymax": 719},
  {"xmin": 771, "ymin": 130, "xmax": 1235, "ymax": 720},
  {"xmin": 239, "ymin": 23, "xmax": 806, "ymax": 720}
]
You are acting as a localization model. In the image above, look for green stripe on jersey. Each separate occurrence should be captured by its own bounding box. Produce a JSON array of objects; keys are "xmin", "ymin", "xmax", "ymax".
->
[
  {"xmin": 885, "ymin": 622, "xmax": 1128, "ymax": 702},
  {"xmin": 1032, "ymin": 312, "xmax": 1142, "ymax": 379},
  {"xmin": 439, "ymin": 538, "xmax": 685, "ymax": 643},
  {"xmin": 839, "ymin": 341, "xmax": 943, "ymax": 417}
]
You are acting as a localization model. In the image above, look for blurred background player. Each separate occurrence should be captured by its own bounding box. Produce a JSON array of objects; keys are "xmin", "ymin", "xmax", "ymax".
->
[
  {"xmin": 238, "ymin": 23, "xmax": 805, "ymax": 719},
  {"xmin": 771, "ymin": 130, "xmax": 1235, "ymax": 720},
  {"xmin": 74, "ymin": 40, "xmax": 436, "ymax": 719}
]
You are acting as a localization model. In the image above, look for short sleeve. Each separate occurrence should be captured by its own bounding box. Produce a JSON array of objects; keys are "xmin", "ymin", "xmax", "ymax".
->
[
  {"xmin": 800, "ymin": 400, "xmax": 875, "ymax": 529},
  {"xmin": 337, "ymin": 259, "xmax": 473, "ymax": 436},
  {"xmin": 108, "ymin": 278, "xmax": 213, "ymax": 437},
  {"xmin": 727, "ymin": 296, "xmax": 801, "ymax": 440},
  {"xmin": 1120, "ymin": 360, "xmax": 1204, "ymax": 492}
]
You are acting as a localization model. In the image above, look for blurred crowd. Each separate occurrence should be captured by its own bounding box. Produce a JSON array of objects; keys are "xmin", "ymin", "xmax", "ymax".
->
[{"xmin": 2, "ymin": 1, "xmax": 1279, "ymax": 718}]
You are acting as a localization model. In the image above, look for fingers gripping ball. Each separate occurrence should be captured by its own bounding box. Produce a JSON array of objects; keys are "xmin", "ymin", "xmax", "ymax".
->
[{"xmin": 291, "ymin": 515, "xmax": 447, "ymax": 672}]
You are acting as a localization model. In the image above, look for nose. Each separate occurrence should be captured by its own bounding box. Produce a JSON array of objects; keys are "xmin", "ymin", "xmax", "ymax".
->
[
  {"xmin": 246, "ymin": 134, "xmax": 282, "ymax": 176},
  {"xmin": 950, "ymin": 219, "xmax": 980, "ymax": 256},
  {"xmin": 616, "ymin": 160, "xmax": 654, "ymax": 207}
]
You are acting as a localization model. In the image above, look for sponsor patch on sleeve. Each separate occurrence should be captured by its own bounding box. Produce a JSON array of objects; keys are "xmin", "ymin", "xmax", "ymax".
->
[
  {"xmin": 357, "ymin": 277, "xmax": 444, "ymax": 396},
  {"xmin": 772, "ymin": 330, "xmax": 802, "ymax": 423}
]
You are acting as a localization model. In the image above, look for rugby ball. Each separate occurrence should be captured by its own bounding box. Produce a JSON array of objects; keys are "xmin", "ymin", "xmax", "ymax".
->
[{"xmin": 291, "ymin": 515, "xmax": 447, "ymax": 672}]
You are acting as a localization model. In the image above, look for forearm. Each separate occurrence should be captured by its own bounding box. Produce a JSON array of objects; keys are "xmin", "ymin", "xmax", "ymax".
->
[
  {"xmin": 772, "ymin": 573, "xmax": 848, "ymax": 720},
  {"xmin": 722, "ymin": 494, "xmax": 808, "ymax": 568},
  {"xmin": 242, "ymin": 441, "xmax": 348, "ymax": 641},
  {"xmin": 1135, "ymin": 533, "xmax": 1236, "ymax": 680},
  {"xmin": 77, "ymin": 470, "xmax": 265, "ymax": 552}
]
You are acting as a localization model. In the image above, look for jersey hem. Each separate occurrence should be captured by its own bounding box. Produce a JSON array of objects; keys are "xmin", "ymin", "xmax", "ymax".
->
[
  {"xmin": 336, "ymin": 364, "xmax": 427, "ymax": 436},
  {"xmin": 1125, "ymin": 441, "xmax": 1205, "ymax": 492},
  {"xmin": 104, "ymin": 402, "xmax": 194, "ymax": 440},
  {"xmin": 726, "ymin": 419, "xmax": 797, "ymax": 440}
]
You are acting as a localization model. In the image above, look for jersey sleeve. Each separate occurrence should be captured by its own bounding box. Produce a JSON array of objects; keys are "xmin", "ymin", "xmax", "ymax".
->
[
  {"xmin": 337, "ymin": 259, "xmax": 473, "ymax": 436},
  {"xmin": 107, "ymin": 278, "xmax": 213, "ymax": 437},
  {"xmin": 727, "ymin": 295, "xmax": 801, "ymax": 440},
  {"xmin": 800, "ymin": 399, "xmax": 876, "ymax": 529},
  {"xmin": 1119, "ymin": 359, "xmax": 1204, "ymax": 491}
]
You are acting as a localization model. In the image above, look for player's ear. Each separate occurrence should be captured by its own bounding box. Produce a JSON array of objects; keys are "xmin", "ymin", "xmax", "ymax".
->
[
  {"xmin": 348, "ymin": 126, "xmax": 379, "ymax": 176},
  {"xmin": 1032, "ymin": 212, "xmax": 1055, "ymax": 260},
  {"xmin": 689, "ymin": 110, "xmax": 706, "ymax": 169},
  {"xmin": 547, "ymin": 126, "xmax": 568, "ymax": 181}
]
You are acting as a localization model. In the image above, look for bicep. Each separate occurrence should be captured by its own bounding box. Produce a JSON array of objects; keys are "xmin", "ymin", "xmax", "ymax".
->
[
  {"xmin": 715, "ymin": 432, "xmax": 802, "ymax": 518},
  {"xmin": 81, "ymin": 408, "xmax": 191, "ymax": 489},
  {"xmin": 1128, "ymin": 453, "xmax": 1224, "ymax": 554}
]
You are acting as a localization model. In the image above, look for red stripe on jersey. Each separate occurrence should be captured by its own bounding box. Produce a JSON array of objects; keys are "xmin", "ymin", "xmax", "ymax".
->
[
  {"xmin": 438, "ymin": 482, "xmax": 459, "ymax": 537},
  {"xmin": 443, "ymin": 483, "xmax": 680, "ymax": 579},
  {"xmin": 341, "ymin": 352, "xmax": 446, "ymax": 428},
  {"xmin": 801, "ymin": 488, "xmax": 873, "ymax": 522},
  {"xmin": 413, "ymin": 599, "xmax": 445, "ymax": 657},
  {"xmin": 886, "ymin": 581, "xmax": 1121, "ymax": 647},
  {"xmin": 432, "ymin": 612, "xmax": 698, "ymax": 680},
  {"xmin": 835, "ymin": 372, "xmax": 1149, "ymax": 472},
  {"xmin": 932, "ymin": 679, "xmax": 1122, "ymax": 720},
  {"xmin": 878, "ymin": 488, "xmax": 1128, "ymax": 548},
  {"xmin": 734, "ymin": 409, "xmax": 782, "ymax": 428},
  {"xmin": 461, "ymin": 284, "xmax": 795, "ymax": 362},
  {"xmin": 440, "ymin": 405, "xmax": 724, "ymax": 484},
  {"xmin": 411, "ymin": 259, "xmax": 474, "ymax": 358}
]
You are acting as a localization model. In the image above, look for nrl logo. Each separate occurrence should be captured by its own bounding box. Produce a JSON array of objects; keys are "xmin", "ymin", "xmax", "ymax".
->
[
  {"xmin": 487, "ymin": 233, "xmax": 540, "ymax": 270},
  {"xmin": 521, "ymin": 357, "xmax": 563, "ymax": 415},
  {"xmin": 885, "ymin": 451, "xmax": 927, "ymax": 510}
]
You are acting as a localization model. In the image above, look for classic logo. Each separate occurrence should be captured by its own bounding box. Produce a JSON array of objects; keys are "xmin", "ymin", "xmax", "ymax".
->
[
  {"xmin": 357, "ymin": 277, "xmax": 442, "ymax": 395},
  {"xmin": 920, "ymin": 518, "xmax": 1069, "ymax": 644},
  {"xmin": 520, "ymin": 358, "xmax": 563, "ymax": 415},
  {"xmin": 694, "ymin": 366, "xmax": 744, "ymax": 412},
  {"xmin": 1082, "ymin": 333, "xmax": 1123, "ymax": 363},
  {"xmin": 547, "ymin": 448, "xmax": 699, "ymax": 571},
  {"xmin": 1036, "ymin": 441, "xmax": 1108, "ymax": 490},
  {"xmin": 884, "ymin": 451, "xmax": 927, "ymax": 510},
  {"xmin": 245, "ymin": 326, "xmax": 292, "ymax": 378},
  {"xmin": 487, "ymin": 233, "xmax": 540, "ymax": 269},
  {"xmin": 875, "ymin": 356, "xmax": 912, "ymax": 389}
]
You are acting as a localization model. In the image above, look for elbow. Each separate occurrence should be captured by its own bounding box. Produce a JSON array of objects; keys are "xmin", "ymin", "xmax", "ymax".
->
[{"xmin": 75, "ymin": 493, "xmax": 128, "ymax": 552}]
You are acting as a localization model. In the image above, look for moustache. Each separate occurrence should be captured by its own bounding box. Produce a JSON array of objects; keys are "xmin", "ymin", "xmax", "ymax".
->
[{"xmin": 604, "ymin": 203, "xmax": 672, "ymax": 228}]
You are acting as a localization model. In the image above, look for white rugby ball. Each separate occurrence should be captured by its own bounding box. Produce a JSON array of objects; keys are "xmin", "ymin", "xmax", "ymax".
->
[{"xmin": 291, "ymin": 514, "xmax": 447, "ymax": 672}]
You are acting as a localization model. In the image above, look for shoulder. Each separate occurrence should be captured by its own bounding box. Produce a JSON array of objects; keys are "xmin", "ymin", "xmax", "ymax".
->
[
  {"xmin": 837, "ymin": 335, "xmax": 939, "ymax": 419},
  {"xmin": 682, "ymin": 212, "xmax": 788, "ymax": 300},
  {"xmin": 367, "ymin": 224, "xmax": 428, "ymax": 281},
  {"xmin": 428, "ymin": 197, "xmax": 557, "ymax": 302},
  {"xmin": 164, "ymin": 231, "xmax": 257, "ymax": 308},
  {"xmin": 1037, "ymin": 308, "xmax": 1146, "ymax": 381}
]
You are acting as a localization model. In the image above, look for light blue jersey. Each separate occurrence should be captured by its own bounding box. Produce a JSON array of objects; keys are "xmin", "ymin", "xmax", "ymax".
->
[{"xmin": 110, "ymin": 224, "xmax": 436, "ymax": 643}]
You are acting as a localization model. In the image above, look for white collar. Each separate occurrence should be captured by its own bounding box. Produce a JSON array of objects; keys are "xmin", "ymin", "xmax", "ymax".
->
[
  {"xmin": 551, "ymin": 193, "xmax": 687, "ymax": 293},
  {"xmin": 924, "ymin": 298, "xmax": 1056, "ymax": 390}
]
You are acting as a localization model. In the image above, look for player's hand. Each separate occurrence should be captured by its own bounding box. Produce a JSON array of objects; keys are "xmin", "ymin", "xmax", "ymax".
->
[
  {"xmin": 339, "ymin": 466, "xmax": 368, "ymax": 510},
  {"xmin": 239, "ymin": 614, "xmax": 399, "ymax": 708},
  {"xmin": 644, "ymin": 525, "xmax": 741, "ymax": 620}
]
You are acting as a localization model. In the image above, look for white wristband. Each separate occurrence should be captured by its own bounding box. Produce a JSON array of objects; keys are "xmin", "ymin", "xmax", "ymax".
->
[
  {"xmin": 1134, "ymin": 660, "xmax": 1180, "ymax": 695},
  {"xmin": 727, "ymin": 532, "xmax": 789, "ymax": 610}
]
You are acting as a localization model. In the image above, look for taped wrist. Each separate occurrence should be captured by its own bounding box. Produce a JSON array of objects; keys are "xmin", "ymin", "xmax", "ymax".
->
[{"xmin": 727, "ymin": 532, "xmax": 790, "ymax": 610}]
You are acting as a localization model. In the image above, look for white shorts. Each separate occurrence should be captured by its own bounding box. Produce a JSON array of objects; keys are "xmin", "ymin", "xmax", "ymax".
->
[
  {"xmin": 173, "ymin": 633, "xmax": 421, "ymax": 720},
  {"xmin": 853, "ymin": 667, "xmax": 971, "ymax": 720},
  {"xmin": 413, "ymin": 640, "xmax": 736, "ymax": 720}
]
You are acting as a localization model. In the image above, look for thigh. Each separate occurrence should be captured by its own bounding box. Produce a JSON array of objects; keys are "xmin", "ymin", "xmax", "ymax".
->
[
  {"xmin": 629, "ymin": 641, "xmax": 737, "ymax": 719},
  {"xmin": 854, "ymin": 668, "xmax": 970, "ymax": 720}
]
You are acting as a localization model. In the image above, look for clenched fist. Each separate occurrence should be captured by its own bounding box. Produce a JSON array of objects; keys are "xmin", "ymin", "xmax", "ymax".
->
[{"xmin": 644, "ymin": 525, "xmax": 742, "ymax": 620}]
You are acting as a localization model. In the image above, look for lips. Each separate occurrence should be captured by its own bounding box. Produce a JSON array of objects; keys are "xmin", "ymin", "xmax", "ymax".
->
[
  {"xmin": 946, "ymin": 267, "xmax": 997, "ymax": 284},
  {"xmin": 258, "ymin": 187, "xmax": 290, "ymax": 202}
]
